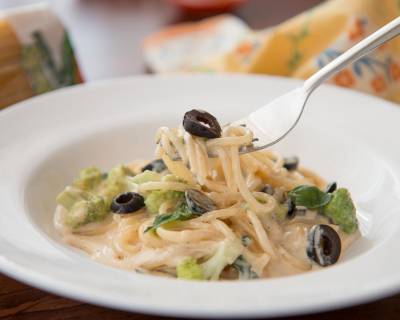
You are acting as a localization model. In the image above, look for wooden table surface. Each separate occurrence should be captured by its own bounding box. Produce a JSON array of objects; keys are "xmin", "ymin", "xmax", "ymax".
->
[{"xmin": 1, "ymin": 0, "xmax": 399, "ymax": 319}]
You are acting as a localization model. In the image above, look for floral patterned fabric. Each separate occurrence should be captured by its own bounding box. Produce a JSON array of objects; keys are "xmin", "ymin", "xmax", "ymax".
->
[{"xmin": 144, "ymin": 0, "xmax": 400, "ymax": 103}]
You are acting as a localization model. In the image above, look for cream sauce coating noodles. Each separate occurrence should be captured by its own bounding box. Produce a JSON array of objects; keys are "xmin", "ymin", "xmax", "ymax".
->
[{"xmin": 54, "ymin": 123, "xmax": 360, "ymax": 280}]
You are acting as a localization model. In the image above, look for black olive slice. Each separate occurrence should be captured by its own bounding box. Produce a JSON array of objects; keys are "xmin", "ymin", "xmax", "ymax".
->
[
  {"xmin": 183, "ymin": 109, "xmax": 222, "ymax": 139},
  {"xmin": 285, "ymin": 199, "xmax": 296, "ymax": 219},
  {"xmin": 325, "ymin": 182, "xmax": 337, "ymax": 193},
  {"xmin": 260, "ymin": 184, "xmax": 274, "ymax": 195},
  {"xmin": 185, "ymin": 189, "xmax": 217, "ymax": 215},
  {"xmin": 306, "ymin": 224, "xmax": 341, "ymax": 267},
  {"xmin": 141, "ymin": 159, "xmax": 167, "ymax": 173},
  {"xmin": 111, "ymin": 192, "xmax": 145, "ymax": 214},
  {"xmin": 283, "ymin": 156, "xmax": 299, "ymax": 171}
]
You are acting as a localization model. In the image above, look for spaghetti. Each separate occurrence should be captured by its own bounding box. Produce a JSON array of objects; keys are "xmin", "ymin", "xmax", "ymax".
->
[{"xmin": 54, "ymin": 109, "xmax": 360, "ymax": 280}]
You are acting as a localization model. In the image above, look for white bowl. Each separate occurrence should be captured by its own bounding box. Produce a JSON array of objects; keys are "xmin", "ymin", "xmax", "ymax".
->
[{"xmin": 1, "ymin": 74, "xmax": 400, "ymax": 318}]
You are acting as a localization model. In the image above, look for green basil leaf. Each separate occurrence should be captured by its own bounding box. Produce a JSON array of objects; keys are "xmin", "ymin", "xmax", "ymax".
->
[
  {"xmin": 288, "ymin": 185, "xmax": 332, "ymax": 209},
  {"xmin": 145, "ymin": 203, "xmax": 193, "ymax": 232}
]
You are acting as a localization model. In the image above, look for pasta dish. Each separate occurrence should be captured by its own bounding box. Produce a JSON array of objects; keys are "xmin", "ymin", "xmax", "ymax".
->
[{"xmin": 55, "ymin": 109, "xmax": 360, "ymax": 280}]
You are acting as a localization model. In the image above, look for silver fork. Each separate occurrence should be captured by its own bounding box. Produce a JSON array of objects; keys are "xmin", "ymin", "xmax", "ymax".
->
[{"xmin": 232, "ymin": 16, "xmax": 400, "ymax": 156}]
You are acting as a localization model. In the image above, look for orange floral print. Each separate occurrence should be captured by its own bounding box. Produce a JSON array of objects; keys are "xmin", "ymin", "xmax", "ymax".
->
[
  {"xmin": 333, "ymin": 69, "xmax": 355, "ymax": 87},
  {"xmin": 390, "ymin": 63, "xmax": 400, "ymax": 81},
  {"xmin": 371, "ymin": 75, "xmax": 386, "ymax": 93},
  {"xmin": 378, "ymin": 43, "xmax": 388, "ymax": 52},
  {"xmin": 348, "ymin": 18, "xmax": 364, "ymax": 41},
  {"xmin": 235, "ymin": 41, "xmax": 252, "ymax": 55}
]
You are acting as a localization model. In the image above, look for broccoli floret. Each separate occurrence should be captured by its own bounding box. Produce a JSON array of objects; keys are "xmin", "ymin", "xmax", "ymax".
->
[
  {"xmin": 144, "ymin": 190, "xmax": 184, "ymax": 214},
  {"xmin": 322, "ymin": 188, "xmax": 358, "ymax": 234},
  {"xmin": 176, "ymin": 257, "xmax": 203, "ymax": 280},
  {"xmin": 130, "ymin": 170, "xmax": 161, "ymax": 184},
  {"xmin": 101, "ymin": 165, "xmax": 133, "ymax": 201},
  {"xmin": 101, "ymin": 178, "xmax": 126, "ymax": 201},
  {"xmin": 58, "ymin": 166, "xmax": 134, "ymax": 228},
  {"xmin": 56, "ymin": 187, "xmax": 89, "ymax": 211},
  {"xmin": 108, "ymin": 164, "xmax": 134, "ymax": 179},
  {"xmin": 65, "ymin": 194, "xmax": 108, "ymax": 228},
  {"xmin": 73, "ymin": 167, "xmax": 102, "ymax": 190},
  {"xmin": 201, "ymin": 238, "xmax": 242, "ymax": 280}
]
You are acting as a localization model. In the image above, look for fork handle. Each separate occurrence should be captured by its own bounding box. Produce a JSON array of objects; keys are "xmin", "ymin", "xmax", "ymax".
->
[{"xmin": 303, "ymin": 16, "xmax": 400, "ymax": 94}]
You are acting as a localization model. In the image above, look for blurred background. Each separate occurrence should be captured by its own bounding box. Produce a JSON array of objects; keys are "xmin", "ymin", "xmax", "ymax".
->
[
  {"xmin": 0, "ymin": 0, "xmax": 323, "ymax": 80},
  {"xmin": 2, "ymin": 0, "xmax": 398, "ymax": 109}
]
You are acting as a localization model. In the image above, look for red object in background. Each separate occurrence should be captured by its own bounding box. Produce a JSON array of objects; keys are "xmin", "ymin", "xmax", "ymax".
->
[{"xmin": 167, "ymin": 0, "xmax": 246, "ymax": 12}]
